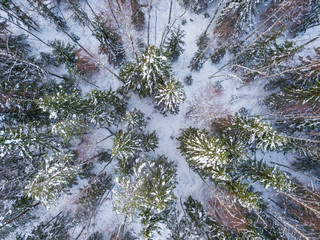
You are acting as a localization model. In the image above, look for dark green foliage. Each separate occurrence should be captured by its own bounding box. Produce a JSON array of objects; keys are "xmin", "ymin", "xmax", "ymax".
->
[
  {"xmin": 92, "ymin": 16, "xmax": 125, "ymax": 67},
  {"xmin": 124, "ymin": 108, "xmax": 147, "ymax": 130},
  {"xmin": 164, "ymin": 26, "xmax": 185, "ymax": 61},
  {"xmin": 86, "ymin": 89, "xmax": 125, "ymax": 126},
  {"xmin": 111, "ymin": 129, "xmax": 142, "ymax": 161},
  {"xmin": 235, "ymin": 29, "xmax": 302, "ymax": 81},
  {"xmin": 0, "ymin": 197, "xmax": 36, "ymax": 239},
  {"xmin": 240, "ymin": 159, "xmax": 291, "ymax": 192},
  {"xmin": 211, "ymin": 46, "xmax": 226, "ymax": 64},
  {"xmin": 24, "ymin": 152, "xmax": 79, "ymax": 207},
  {"xmin": 154, "ymin": 79, "xmax": 186, "ymax": 114},
  {"xmin": 190, "ymin": 32, "xmax": 210, "ymax": 71},
  {"xmin": 142, "ymin": 131, "xmax": 159, "ymax": 152},
  {"xmin": 0, "ymin": 122, "xmax": 59, "ymax": 159}
]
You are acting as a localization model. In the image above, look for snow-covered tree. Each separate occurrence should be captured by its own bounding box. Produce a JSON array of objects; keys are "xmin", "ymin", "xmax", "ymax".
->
[
  {"xmin": 120, "ymin": 45, "xmax": 172, "ymax": 97},
  {"xmin": 86, "ymin": 89, "xmax": 124, "ymax": 126},
  {"xmin": 24, "ymin": 152, "xmax": 79, "ymax": 208},
  {"xmin": 111, "ymin": 130, "xmax": 142, "ymax": 161},
  {"xmin": 231, "ymin": 115, "xmax": 287, "ymax": 152},
  {"xmin": 243, "ymin": 159, "xmax": 292, "ymax": 192},
  {"xmin": 0, "ymin": 122, "xmax": 58, "ymax": 159},
  {"xmin": 178, "ymin": 127, "xmax": 230, "ymax": 181},
  {"xmin": 164, "ymin": 26, "xmax": 185, "ymax": 61},
  {"xmin": 154, "ymin": 79, "xmax": 185, "ymax": 115},
  {"xmin": 124, "ymin": 108, "xmax": 147, "ymax": 130},
  {"xmin": 36, "ymin": 86, "xmax": 85, "ymax": 120},
  {"xmin": 113, "ymin": 156, "xmax": 177, "ymax": 238}
]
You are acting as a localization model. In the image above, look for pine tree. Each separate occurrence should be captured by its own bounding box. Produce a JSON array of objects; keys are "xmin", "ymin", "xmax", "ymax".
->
[
  {"xmin": 154, "ymin": 79, "xmax": 185, "ymax": 115},
  {"xmin": 0, "ymin": 122, "xmax": 58, "ymax": 159},
  {"xmin": 36, "ymin": 86, "xmax": 85, "ymax": 120},
  {"xmin": 169, "ymin": 196, "xmax": 235, "ymax": 239},
  {"xmin": 49, "ymin": 40, "xmax": 77, "ymax": 73},
  {"xmin": 164, "ymin": 26, "xmax": 185, "ymax": 61},
  {"xmin": 18, "ymin": 212, "xmax": 72, "ymax": 239},
  {"xmin": 242, "ymin": 159, "xmax": 291, "ymax": 192},
  {"xmin": 124, "ymin": 108, "xmax": 147, "ymax": 130},
  {"xmin": 24, "ymin": 152, "xmax": 79, "ymax": 208}
]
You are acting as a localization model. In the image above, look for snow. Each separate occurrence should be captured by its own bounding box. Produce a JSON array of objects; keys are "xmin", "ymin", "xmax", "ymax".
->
[{"xmin": 2, "ymin": 0, "xmax": 320, "ymax": 239}]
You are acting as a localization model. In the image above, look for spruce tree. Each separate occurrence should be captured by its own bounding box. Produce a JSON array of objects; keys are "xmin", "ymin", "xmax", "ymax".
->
[
  {"xmin": 113, "ymin": 156, "xmax": 177, "ymax": 239},
  {"xmin": 154, "ymin": 79, "xmax": 185, "ymax": 115},
  {"xmin": 189, "ymin": 32, "xmax": 210, "ymax": 71},
  {"xmin": 120, "ymin": 45, "xmax": 172, "ymax": 97},
  {"xmin": 164, "ymin": 26, "xmax": 185, "ymax": 61},
  {"xmin": 92, "ymin": 15, "xmax": 125, "ymax": 67},
  {"xmin": 111, "ymin": 130, "xmax": 142, "ymax": 161},
  {"xmin": 24, "ymin": 152, "xmax": 79, "ymax": 208}
]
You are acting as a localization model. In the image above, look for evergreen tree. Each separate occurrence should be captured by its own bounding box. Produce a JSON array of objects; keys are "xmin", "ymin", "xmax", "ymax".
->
[
  {"xmin": 24, "ymin": 152, "xmax": 79, "ymax": 208},
  {"xmin": 0, "ymin": 122, "xmax": 58, "ymax": 159},
  {"xmin": 113, "ymin": 156, "xmax": 177, "ymax": 239},
  {"xmin": 189, "ymin": 33, "xmax": 210, "ymax": 71},
  {"xmin": 111, "ymin": 130, "xmax": 142, "ymax": 161},
  {"xmin": 92, "ymin": 15, "xmax": 125, "ymax": 67},
  {"xmin": 124, "ymin": 108, "xmax": 147, "ymax": 130},
  {"xmin": 120, "ymin": 45, "xmax": 172, "ymax": 97},
  {"xmin": 242, "ymin": 159, "xmax": 291, "ymax": 192},
  {"xmin": 49, "ymin": 40, "xmax": 77, "ymax": 72},
  {"xmin": 86, "ymin": 89, "xmax": 125, "ymax": 126},
  {"xmin": 154, "ymin": 79, "xmax": 185, "ymax": 115},
  {"xmin": 36, "ymin": 86, "xmax": 85, "ymax": 120},
  {"xmin": 178, "ymin": 127, "xmax": 230, "ymax": 180},
  {"xmin": 229, "ymin": 115, "xmax": 288, "ymax": 152},
  {"xmin": 17, "ymin": 212, "xmax": 72, "ymax": 239},
  {"xmin": 164, "ymin": 26, "xmax": 185, "ymax": 61}
]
